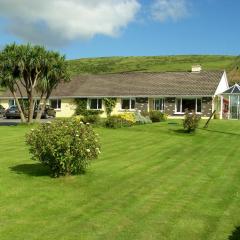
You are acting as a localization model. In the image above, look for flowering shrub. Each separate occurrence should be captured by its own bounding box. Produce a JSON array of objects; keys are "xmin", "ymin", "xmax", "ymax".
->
[
  {"xmin": 134, "ymin": 111, "xmax": 152, "ymax": 124},
  {"xmin": 26, "ymin": 119, "xmax": 101, "ymax": 177},
  {"xmin": 105, "ymin": 115, "xmax": 133, "ymax": 128},
  {"xmin": 183, "ymin": 111, "xmax": 201, "ymax": 133},
  {"xmin": 149, "ymin": 111, "xmax": 168, "ymax": 122},
  {"xmin": 119, "ymin": 112, "xmax": 136, "ymax": 124}
]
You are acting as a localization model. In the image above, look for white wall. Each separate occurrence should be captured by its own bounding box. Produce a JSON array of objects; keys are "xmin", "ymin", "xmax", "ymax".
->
[{"xmin": 215, "ymin": 71, "xmax": 229, "ymax": 95}]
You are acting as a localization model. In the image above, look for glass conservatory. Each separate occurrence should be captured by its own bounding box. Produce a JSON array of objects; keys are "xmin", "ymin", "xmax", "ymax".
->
[{"xmin": 221, "ymin": 84, "xmax": 240, "ymax": 120}]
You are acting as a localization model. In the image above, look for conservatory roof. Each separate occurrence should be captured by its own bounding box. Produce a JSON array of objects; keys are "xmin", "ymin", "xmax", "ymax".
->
[{"xmin": 222, "ymin": 84, "xmax": 240, "ymax": 95}]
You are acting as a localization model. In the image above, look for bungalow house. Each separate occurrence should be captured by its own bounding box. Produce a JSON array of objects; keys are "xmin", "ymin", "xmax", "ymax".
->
[{"xmin": 0, "ymin": 66, "xmax": 229, "ymax": 119}]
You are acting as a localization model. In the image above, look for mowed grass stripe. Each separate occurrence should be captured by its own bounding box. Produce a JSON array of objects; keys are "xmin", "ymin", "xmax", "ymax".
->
[{"xmin": 1, "ymin": 121, "xmax": 240, "ymax": 239}]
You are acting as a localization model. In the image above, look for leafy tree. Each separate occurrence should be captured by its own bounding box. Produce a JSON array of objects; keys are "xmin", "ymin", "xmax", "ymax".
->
[{"xmin": 0, "ymin": 43, "xmax": 70, "ymax": 123}]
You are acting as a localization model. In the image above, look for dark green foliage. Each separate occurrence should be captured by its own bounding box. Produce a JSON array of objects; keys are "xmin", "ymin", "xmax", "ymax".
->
[
  {"xmin": 104, "ymin": 98, "xmax": 117, "ymax": 116},
  {"xmin": 26, "ymin": 118, "xmax": 101, "ymax": 177},
  {"xmin": 228, "ymin": 226, "xmax": 240, "ymax": 240},
  {"xmin": 83, "ymin": 114, "xmax": 100, "ymax": 125},
  {"xmin": 84, "ymin": 110, "xmax": 103, "ymax": 116},
  {"xmin": 74, "ymin": 98, "xmax": 87, "ymax": 115},
  {"xmin": 149, "ymin": 111, "xmax": 168, "ymax": 122},
  {"xmin": 105, "ymin": 116, "xmax": 133, "ymax": 128},
  {"xmin": 183, "ymin": 111, "xmax": 201, "ymax": 133}
]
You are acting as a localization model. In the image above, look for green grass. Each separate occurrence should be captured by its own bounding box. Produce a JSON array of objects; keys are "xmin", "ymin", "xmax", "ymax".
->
[
  {"xmin": 68, "ymin": 55, "xmax": 240, "ymax": 83},
  {"xmin": 1, "ymin": 121, "xmax": 240, "ymax": 240}
]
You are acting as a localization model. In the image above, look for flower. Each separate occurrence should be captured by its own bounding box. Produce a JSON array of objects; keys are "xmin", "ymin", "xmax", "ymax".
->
[
  {"xmin": 86, "ymin": 149, "xmax": 90, "ymax": 153},
  {"xmin": 96, "ymin": 148, "xmax": 101, "ymax": 154},
  {"xmin": 86, "ymin": 123, "xmax": 90, "ymax": 125},
  {"xmin": 76, "ymin": 134, "xmax": 79, "ymax": 137},
  {"xmin": 31, "ymin": 129, "xmax": 34, "ymax": 131}
]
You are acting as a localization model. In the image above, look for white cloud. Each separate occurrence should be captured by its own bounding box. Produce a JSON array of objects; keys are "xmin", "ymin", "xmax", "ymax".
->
[
  {"xmin": 0, "ymin": 0, "xmax": 140, "ymax": 46},
  {"xmin": 151, "ymin": 0, "xmax": 189, "ymax": 22}
]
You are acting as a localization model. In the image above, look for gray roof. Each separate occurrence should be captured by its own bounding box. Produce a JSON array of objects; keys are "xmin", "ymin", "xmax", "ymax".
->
[{"xmin": 0, "ymin": 71, "xmax": 224, "ymax": 98}]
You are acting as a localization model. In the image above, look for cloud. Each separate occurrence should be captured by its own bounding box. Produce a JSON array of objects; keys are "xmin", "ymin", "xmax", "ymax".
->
[
  {"xmin": 151, "ymin": 0, "xmax": 189, "ymax": 22},
  {"xmin": 0, "ymin": 0, "xmax": 141, "ymax": 46}
]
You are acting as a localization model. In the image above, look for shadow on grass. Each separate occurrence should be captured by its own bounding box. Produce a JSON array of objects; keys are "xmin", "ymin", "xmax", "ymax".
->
[
  {"xmin": 199, "ymin": 128, "xmax": 240, "ymax": 137},
  {"xmin": 169, "ymin": 129, "xmax": 196, "ymax": 135},
  {"xmin": 10, "ymin": 163, "xmax": 50, "ymax": 177},
  {"xmin": 228, "ymin": 226, "xmax": 240, "ymax": 240}
]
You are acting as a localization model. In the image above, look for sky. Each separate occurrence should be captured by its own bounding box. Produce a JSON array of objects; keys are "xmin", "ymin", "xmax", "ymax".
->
[{"xmin": 0, "ymin": 0, "xmax": 239, "ymax": 59}]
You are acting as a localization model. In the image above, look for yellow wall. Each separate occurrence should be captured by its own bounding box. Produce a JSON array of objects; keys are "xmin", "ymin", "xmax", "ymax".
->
[
  {"xmin": 0, "ymin": 99, "xmax": 9, "ymax": 109},
  {"xmin": 54, "ymin": 99, "xmax": 76, "ymax": 118}
]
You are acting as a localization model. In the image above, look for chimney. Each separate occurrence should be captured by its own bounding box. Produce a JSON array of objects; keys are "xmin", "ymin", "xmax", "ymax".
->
[{"xmin": 191, "ymin": 65, "xmax": 202, "ymax": 73}]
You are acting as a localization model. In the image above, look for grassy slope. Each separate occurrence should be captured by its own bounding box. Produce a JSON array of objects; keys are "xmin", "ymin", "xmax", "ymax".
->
[
  {"xmin": 1, "ymin": 121, "xmax": 240, "ymax": 240},
  {"xmin": 68, "ymin": 55, "xmax": 240, "ymax": 84}
]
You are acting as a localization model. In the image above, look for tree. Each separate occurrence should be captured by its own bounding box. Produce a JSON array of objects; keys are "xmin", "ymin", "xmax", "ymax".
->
[{"xmin": 0, "ymin": 43, "xmax": 70, "ymax": 123}]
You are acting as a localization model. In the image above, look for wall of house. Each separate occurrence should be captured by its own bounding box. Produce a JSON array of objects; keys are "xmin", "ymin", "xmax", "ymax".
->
[
  {"xmin": 0, "ymin": 99, "xmax": 9, "ymax": 109},
  {"xmin": 164, "ymin": 98, "xmax": 176, "ymax": 116},
  {"xmin": 201, "ymin": 97, "xmax": 213, "ymax": 117},
  {"xmin": 54, "ymin": 98, "xmax": 76, "ymax": 118}
]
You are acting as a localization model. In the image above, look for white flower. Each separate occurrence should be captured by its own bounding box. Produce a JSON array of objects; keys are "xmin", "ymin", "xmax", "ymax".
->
[
  {"xmin": 76, "ymin": 134, "xmax": 79, "ymax": 137},
  {"xmin": 80, "ymin": 121, "xmax": 83, "ymax": 124},
  {"xmin": 86, "ymin": 123, "xmax": 90, "ymax": 125},
  {"xmin": 96, "ymin": 148, "xmax": 101, "ymax": 154},
  {"xmin": 86, "ymin": 149, "xmax": 90, "ymax": 153}
]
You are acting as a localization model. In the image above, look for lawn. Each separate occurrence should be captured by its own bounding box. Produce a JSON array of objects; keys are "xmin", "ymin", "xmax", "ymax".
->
[{"xmin": 1, "ymin": 121, "xmax": 240, "ymax": 240}]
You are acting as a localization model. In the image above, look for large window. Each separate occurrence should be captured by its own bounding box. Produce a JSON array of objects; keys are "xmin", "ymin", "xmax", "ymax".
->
[
  {"xmin": 154, "ymin": 98, "xmax": 165, "ymax": 111},
  {"xmin": 121, "ymin": 98, "xmax": 135, "ymax": 110},
  {"xmin": 175, "ymin": 98, "xmax": 202, "ymax": 113},
  {"xmin": 50, "ymin": 99, "xmax": 61, "ymax": 109},
  {"xmin": 89, "ymin": 99, "xmax": 102, "ymax": 110}
]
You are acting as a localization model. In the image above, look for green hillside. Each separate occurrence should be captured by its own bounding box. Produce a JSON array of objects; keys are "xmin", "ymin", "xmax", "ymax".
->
[{"xmin": 69, "ymin": 55, "xmax": 240, "ymax": 84}]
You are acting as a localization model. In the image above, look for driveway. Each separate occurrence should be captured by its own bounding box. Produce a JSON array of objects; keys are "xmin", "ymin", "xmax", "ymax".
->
[{"xmin": 0, "ymin": 118, "xmax": 52, "ymax": 126}]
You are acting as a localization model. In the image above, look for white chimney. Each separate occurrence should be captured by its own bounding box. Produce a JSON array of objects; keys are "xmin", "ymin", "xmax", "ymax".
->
[{"xmin": 191, "ymin": 65, "xmax": 202, "ymax": 72}]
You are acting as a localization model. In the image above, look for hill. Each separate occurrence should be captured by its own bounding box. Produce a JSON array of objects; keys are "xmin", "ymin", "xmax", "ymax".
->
[{"xmin": 69, "ymin": 55, "xmax": 240, "ymax": 84}]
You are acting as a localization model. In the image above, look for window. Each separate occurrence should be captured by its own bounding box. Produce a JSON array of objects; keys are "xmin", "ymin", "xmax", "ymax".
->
[
  {"xmin": 154, "ymin": 98, "xmax": 165, "ymax": 111},
  {"xmin": 121, "ymin": 98, "xmax": 135, "ymax": 110},
  {"xmin": 9, "ymin": 99, "xmax": 16, "ymax": 107},
  {"xmin": 50, "ymin": 99, "xmax": 61, "ymax": 109},
  {"xmin": 175, "ymin": 98, "xmax": 202, "ymax": 113},
  {"xmin": 89, "ymin": 99, "xmax": 102, "ymax": 110}
]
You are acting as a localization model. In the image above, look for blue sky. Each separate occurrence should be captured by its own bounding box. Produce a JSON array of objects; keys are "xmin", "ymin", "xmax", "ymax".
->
[{"xmin": 0, "ymin": 0, "xmax": 239, "ymax": 59}]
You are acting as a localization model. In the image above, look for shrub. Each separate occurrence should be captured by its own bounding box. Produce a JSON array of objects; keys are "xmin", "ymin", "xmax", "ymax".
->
[
  {"xmin": 149, "ymin": 111, "xmax": 168, "ymax": 122},
  {"xmin": 26, "ymin": 119, "xmax": 101, "ymax": 177},
  {"xmin": 119, "ymin": 112, "xmax": 136, "ymax": 124},
  {"xmin": 134, "ymin": 111, "xmax": 152, "ymax": 124},
  {"xmin": 83, "ymin": 114, "xmax": 100, "ymax": 125},
  {"xmin": 183, "ymin": 111, "xmax": 201, "ymax": 133},
  {"xmin": 74, "ymin": 98, "xmax": 87, "ymax": 115},
  {"xmin": 105, "ymin": 115, "xmax": 133, "ymax": 128},
  {"xmin": 84, "ymin": 110, "xmax": 103, "ymax": 116},
  {"xmin": 104, "ymin": 98, "xmax": 117, "ymax": 116}
]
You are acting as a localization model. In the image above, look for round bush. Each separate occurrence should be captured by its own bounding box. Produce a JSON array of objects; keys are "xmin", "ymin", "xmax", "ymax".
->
[{"xmin": 26, "ymin": 119, "xmax": 101, "ymax": 177}]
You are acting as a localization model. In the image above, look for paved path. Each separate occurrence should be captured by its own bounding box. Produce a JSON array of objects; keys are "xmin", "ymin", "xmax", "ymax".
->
[{"xmin": 0, "ymin": 118, "xmax": 51, "ymax": 126}]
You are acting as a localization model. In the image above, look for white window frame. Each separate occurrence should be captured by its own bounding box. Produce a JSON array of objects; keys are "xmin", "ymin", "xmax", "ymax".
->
[
  {"xmin": 9, "ymin": 99, "xmax": 16, "ymax": 107},
  {"xmin": 153, "ymin": 98, "xmax": 165, "ymax": 111},
  {"xmin": 175, "ymin": 98, "xmax": 202, "ymax": 114},
  {"xmin": 88, "ymin": 98, "xmax": 103, "ymax": 110},
  {"xmin": 121, "ymin": 98, "xmax": 136, "ymax": 110},
  {"xmin": 50, "ymin": 99, "xmax": 62, "ymax": 110}
]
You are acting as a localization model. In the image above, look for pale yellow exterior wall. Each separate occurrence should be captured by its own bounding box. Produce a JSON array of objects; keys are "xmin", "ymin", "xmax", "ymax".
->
[
  {"xmin": 53, "ymin": 98, "xmax": 76, "ymax": 118},
  {"xmin": 111, "ymin": 98, "xmax": 122, "ymax": 115},
  {"xmin": 0, "ymin": 99, "xmax": 9, "ymax": 109}
]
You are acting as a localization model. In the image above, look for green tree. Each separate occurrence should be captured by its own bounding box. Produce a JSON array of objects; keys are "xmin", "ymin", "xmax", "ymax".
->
[{"xmin": 0, "ymin": 43, "xmax": 70, "ymax": 123}]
